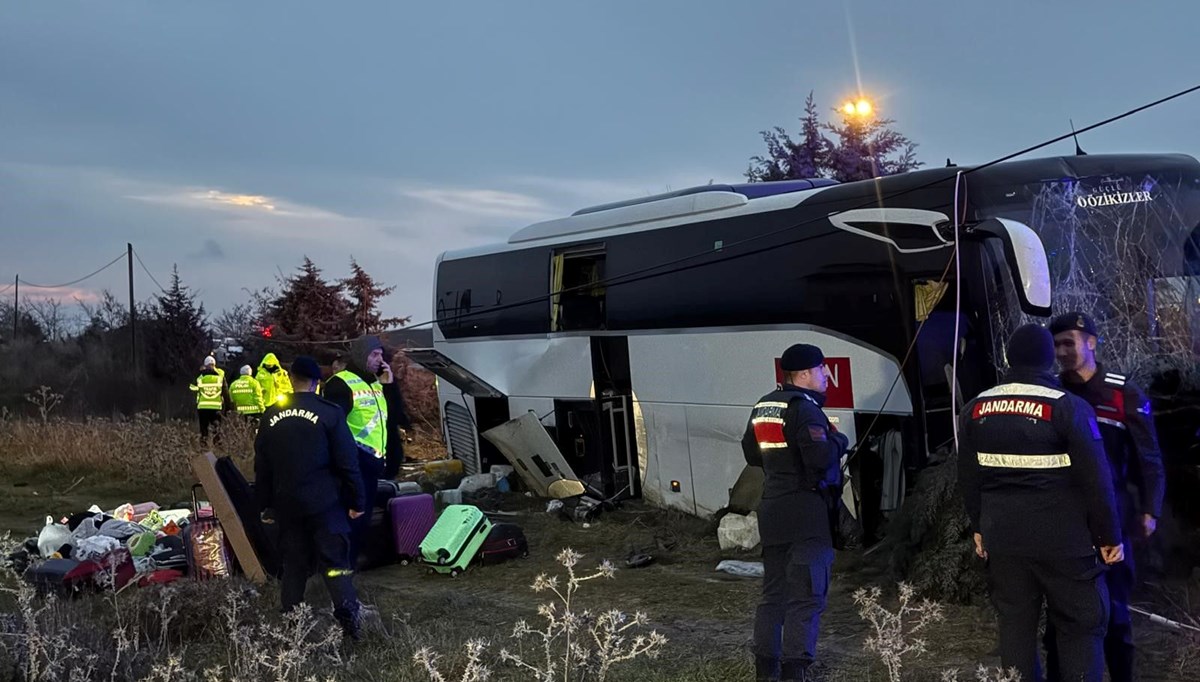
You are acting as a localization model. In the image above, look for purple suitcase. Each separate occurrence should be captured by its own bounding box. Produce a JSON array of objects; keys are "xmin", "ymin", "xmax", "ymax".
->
[{"xmin": 388, "ymin": 493, "xmax": 436, "ymax": 564}]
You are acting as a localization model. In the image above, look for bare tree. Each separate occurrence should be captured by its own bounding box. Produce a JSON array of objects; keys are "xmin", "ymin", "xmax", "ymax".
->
[
  {"xmin": 212, "ymin": 303, "xmax": 257, "ymax": 342},
  {"xmin": 25, "ymin": 297, "xmax": 79, "ymax": 342},
  {"xmin": 77, "ymin": 290, "xmax": 129, "ymax": 335}
]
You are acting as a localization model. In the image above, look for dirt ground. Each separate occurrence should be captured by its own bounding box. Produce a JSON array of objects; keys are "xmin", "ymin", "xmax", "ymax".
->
[{"xmin": 1, "ymin": 467, "xmax": 1197, "ymax": 681}]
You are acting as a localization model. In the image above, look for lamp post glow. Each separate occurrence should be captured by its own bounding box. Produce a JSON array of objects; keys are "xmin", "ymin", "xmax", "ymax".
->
[{"xmin": 841, "ymin": 98, "xmax": 874, "ymax": 119}]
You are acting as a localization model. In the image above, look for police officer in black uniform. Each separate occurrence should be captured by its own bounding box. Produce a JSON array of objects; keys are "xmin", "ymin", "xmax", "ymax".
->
[
  {"xmin": 1045, "ymin": 312, "xmax": 1165, "ymax": 682},
  {"xmin": 742, "ymin": 343, "xmax": 847, "ymax": 682},
  {"xmin": 254, "ymin": 356, "xmax": 366, "ymax": 639},
  {"xmin": 958, "ymin": 325, "xmax": 1123, "ymax": 682}
]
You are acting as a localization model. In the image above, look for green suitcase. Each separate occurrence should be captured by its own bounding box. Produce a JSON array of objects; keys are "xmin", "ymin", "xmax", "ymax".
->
[{"xmin": 418, "ymin": 505, "xmax": 492, "ymax": 576}]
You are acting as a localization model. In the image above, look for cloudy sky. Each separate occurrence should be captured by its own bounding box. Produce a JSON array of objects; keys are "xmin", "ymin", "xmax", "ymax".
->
[{"xmin": 2, "ymin": 0, "xmax": 1197, "ymax": 326}]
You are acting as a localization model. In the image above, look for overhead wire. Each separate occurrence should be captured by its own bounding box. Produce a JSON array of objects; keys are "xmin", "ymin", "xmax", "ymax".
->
[
  {"xmin": 133, "ymin": 249, "xmax": 168, "ymax": 293},
  {"xmin": 17, "ymin": 252, "xmax": 127, "ymax": 289},
  {"xmin": 398, "ymin": 82, "xmax": 1200, "ymax": 333}
]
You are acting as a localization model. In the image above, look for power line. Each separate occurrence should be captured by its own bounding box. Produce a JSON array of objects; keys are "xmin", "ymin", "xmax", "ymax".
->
[
  {"xmin": 18, "ymin": 252, "xmax": 127, "ymax": 289},
  {"xmin": 0, "ymin": 282, "xmax": 12, "ymax": 297},
  {"xmin": 397, "ymin": 82, "xmax": 1200, "ymax": 332},
  {"xmin": 133, "ymin": 248, "xmax": 168, "ymax": 293}
]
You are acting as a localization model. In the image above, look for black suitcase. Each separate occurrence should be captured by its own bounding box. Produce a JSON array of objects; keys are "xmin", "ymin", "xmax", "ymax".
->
[
  {"xmin": 476, "ymin": 523, "xmax": 528, "ymax": 566},
  {"xmin": 376, "ymin": 480, "xmax": 421, "ymax": 506},
  {"xmin": 214, "ymin": 456, "xmax": 281, "ymax": 578},
  {"xmin": 26, "ymin": 558, "xmax": 96, "ymax": 596},
  {"xmin": 356, "ymin": 506, "xmax": 397, "ymax": 571}
]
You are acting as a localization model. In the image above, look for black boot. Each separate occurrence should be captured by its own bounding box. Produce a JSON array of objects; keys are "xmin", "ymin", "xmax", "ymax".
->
[
  {"xmin": 755, "ymin": 654, "xmax": 779, "ymax": 681},
  {"xmin": 780, "ymin": 660, "xmax": 810, "ymax": 682}
]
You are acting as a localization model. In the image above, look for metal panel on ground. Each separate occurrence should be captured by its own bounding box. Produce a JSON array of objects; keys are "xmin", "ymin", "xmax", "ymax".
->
[{"xmin": 482, "ymin": 411, "xmax": 583, "ymax": 497}]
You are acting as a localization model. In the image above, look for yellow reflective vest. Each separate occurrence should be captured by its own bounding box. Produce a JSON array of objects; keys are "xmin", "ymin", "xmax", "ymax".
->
[
  {"xmin": 190, "ymin": 372, "xmax": 224, "ymax": 411},
  {"xmin": 228, "ymin": 375, "xmax": 265, "ymax": 414},
  {"xmin": 334, "ymin": 370, "xmax": 388, "ymax": 458}
]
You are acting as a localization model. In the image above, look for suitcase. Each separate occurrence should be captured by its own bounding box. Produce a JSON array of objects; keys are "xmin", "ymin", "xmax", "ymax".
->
[
  {"xmin": 215, "ymin": 456, "xmax": 281, "ymax": 578},
  {"xmin": 357, "ymin": 506, "xmax": 398, "ymax": 571},
  {"xmin": 26, "ymin": 558, "xmax": 98, "ymax": 596},
  {"xmin": 476, "ymin": 523, "xmax": 528, "ymax": 566},
  {"xmin": 377, "ymin": 480, "xmax": 422, "ymax": 505},
  {"xmin": 185, "ymin": 518, "xmax": 233, "ymax": 580},
  {"xmin": 418, "ymin": 505, "xmax": 491, "ymax": 576},
  {"xmin": 388, "ymin": 494, "xmax": 436, "ymax": 564}
]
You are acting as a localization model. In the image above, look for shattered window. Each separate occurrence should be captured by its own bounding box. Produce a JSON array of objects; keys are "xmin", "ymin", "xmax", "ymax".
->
[{"xmin": 980, "ymin": 173, "xmax": 1200, "ymax": 387}]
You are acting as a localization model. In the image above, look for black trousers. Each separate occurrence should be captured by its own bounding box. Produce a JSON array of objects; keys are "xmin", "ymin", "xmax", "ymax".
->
[
  {"xmin": 988, "ymin": 553, "xmax": 1109, "ymax": 682},
  {"xmin": 753, "ymin": 543, "xmax": 831, "ymax": 669},
  {"xmin": 278, "ymin": 511, "xmax": 358, "ymax": 630},
  {"xmin": 197, "ymin": 410, "xmax": 223, "ymax": 443},
  {"xmin": 349, "ymin": 449, "xmax": 383, "ymax": 568},
  {"xmin": 1045, "ymin": 543, "xmax": 1134, "ymax": 682}
]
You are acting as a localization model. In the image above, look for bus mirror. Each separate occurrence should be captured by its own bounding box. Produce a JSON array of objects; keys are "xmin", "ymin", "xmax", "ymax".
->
[{"xmin": 970, "ymin": 218, "xmax": 1052, "ymax": 317}]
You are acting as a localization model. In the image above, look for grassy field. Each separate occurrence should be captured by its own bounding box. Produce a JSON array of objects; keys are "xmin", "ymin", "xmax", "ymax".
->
[{"xmin": 1, "ymin": 417, "xmax": 1198, "ymax": 680}]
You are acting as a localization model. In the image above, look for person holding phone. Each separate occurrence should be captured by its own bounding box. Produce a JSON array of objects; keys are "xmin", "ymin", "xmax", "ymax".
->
[{"xmin": 323, "ymin": 335, "xmax": 402, "ymax": 567}]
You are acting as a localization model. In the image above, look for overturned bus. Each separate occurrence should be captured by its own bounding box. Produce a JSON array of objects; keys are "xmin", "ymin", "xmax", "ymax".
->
[{"xmin": 409, "ymin": 153, "xmax": 1200, "ymax": 525}]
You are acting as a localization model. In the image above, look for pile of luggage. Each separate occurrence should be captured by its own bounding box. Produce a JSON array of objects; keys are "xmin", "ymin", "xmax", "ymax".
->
[
  {"xmin": 6, "ymin": 498, "xmax": 223, "ymax": 596},
  {"xmin": 4, "ymin": 456, "xmax": 531, "ymax": 596},
  {"xmin": 379, "ymin": 481, "xmax": 528, "ymax": 577}
]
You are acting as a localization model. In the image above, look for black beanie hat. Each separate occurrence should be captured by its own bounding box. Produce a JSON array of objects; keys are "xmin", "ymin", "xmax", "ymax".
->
[
  {"xmin": 1006, "ymin": 324, "xmax": 1055, "ymax": 371},
  {"xmin": 290, "ymin": 356, "xmax": 323, "ymax": 382},
  {"xmin": 780, "ymin": 343, "xmax": 824, "ymax": 372}
]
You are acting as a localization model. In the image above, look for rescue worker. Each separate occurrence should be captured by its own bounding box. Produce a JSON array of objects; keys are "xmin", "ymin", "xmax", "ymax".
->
[
  {"xmin": 742, "ymin": 343, "xmax": 847, "ymax": 682},
  {"xmin": 1045, "ymin": 312, "xmax": 1166, "ymax": 682},
  {"xmin": 256, "ymin": 352, "xmax": 293, "ymax": 406},
  {"xmin": 205, "ymin": 354, "xmax": 227, "ymax": 387},
  {"xmin": 958, "ymin": 324, "xmax": 1123, "ymax": 682},
  {"xmin": 254, "ymin": 356, "xmax": 365, "ymax": 639},
  {"xmin": 228, "ymin": 365, "xmax": 266, "ymax": 421},
  {"xmin": 190, "ymin": 357, "xmax": 225, "ymax": 443},
  {"xmin": 323, "ymin": 335, "xmax": 402, "ymax": 567}
]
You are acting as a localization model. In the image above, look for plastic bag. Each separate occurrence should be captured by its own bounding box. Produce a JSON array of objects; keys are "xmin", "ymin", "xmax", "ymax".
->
[
  {"xmin": 715, "ymin": 560, "xmax": 764, "ymax": 578},
  {"xmin": 112, "ymin": 503, "xmax": 135, "ymax": 521},
  {"xmin": 37, "ymin": 516, "xmax": 72, "ymax": 558}
]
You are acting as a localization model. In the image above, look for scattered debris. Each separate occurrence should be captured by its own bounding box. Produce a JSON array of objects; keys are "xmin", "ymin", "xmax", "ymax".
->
[{"xmin": 715, "ymin": 560, "xmax": 764, "ymax": 578}]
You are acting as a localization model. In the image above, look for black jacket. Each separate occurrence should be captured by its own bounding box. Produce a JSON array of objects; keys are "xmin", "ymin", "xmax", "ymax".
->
[
  {"xmin": 1061, "ymin": 363, "xmax": 1165, "ymax": 521},
  {"xmin": 742, "ymin": 384, "xmax": 847, "ymax": 555},
  {"xmin": 254, "ymin": 392, "xmax": 365, "ymax": 522},
  {"xmin": 958, "ymin": 370, "xmax": 1121, "ymax": 557}
]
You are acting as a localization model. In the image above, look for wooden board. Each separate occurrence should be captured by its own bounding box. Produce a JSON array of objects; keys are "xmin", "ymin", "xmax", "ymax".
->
[{"xmin": 190, "ymin": 452, "xmax": 267, "ymax": 584}]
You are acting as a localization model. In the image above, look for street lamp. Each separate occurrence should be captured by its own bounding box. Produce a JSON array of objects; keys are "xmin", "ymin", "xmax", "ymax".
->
[{"xmin": 841, "ymin": 98, "xmax": 874, "ymax": 119}]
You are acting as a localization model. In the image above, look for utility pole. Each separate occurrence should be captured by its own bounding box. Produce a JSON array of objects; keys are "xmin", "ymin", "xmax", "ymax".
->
[
  {"xmin": 127, "ymin": 244, "xmax": 136, "ymax": 368},
  {"xmin": 11, "ymin": 275, "xmax": 17, "ymax": 341}
]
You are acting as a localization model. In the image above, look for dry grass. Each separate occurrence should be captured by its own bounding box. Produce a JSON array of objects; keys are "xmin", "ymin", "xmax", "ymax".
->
[{"xmin": 1, "ymin": 416, "xmax": 1198, "ymax": 680}]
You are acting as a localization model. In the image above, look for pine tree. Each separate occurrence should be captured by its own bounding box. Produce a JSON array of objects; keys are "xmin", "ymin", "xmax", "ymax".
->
[
  {"xmin": 747, "ymin": 92, "xmax": 921, "ymax": 182},
  {"xmin": 341, "ymin": 258, "xmax": 409, "ymax": 335},
  {"xmin": 267, "ymin": 257, "xmax": 352, "ymax": 344},
  {"xmin": 823, "ymin": 112, "xmax": 921, "ymax": 183},
  {"xmin": 143, "ymin": 266, "xmax": 209, "ymax": 384},
  {"xmin": 746, "ymin": 92, "xmax": 830, "ymax": 182}
]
